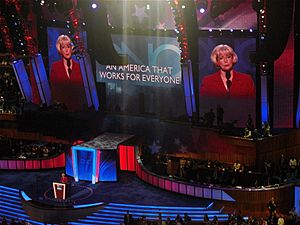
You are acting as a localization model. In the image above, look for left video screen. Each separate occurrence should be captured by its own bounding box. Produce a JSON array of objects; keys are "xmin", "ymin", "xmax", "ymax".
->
[{"xmin": 47, "ymin": 27, "xmax": 93, "ymax": 112}]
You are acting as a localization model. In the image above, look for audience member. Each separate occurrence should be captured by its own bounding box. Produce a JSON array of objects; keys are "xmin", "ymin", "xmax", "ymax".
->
[
  {"xmin": 246, "ymin": 114, "xmax": 254, "ymax": 131},
  {"xmin": 204, "ymin": 214, "xmax": 210, "ymax": 225},
  {"xmin": 60, "ymin": 172, "xmax": 69, "ymax": 183},
  {"xmin": 211, "ymin": 216, "xmax": 219, "ymax": 225},
  {"xmin": 0, "ymin": 216, "xmax": 8, "ymax": 225},
  {"xmin": 243, "ymin": 128, "xmax": 252, "ymax": 138},
  {"xmin": 216, "ymin": 105, "xmax": 224, "ymax": 127},
  {"xmin": 267, "ymin": 197, "xmax": 278, "ymax": 216},
  {"xmin": 288, "ymin": 207, "xmax": 297, "ymax": 225},
  {"xmin": 183, "ymin": 213, "xmax": 191, "ymax": 225},
  {"xmin": 289, "ymin": 157, "xmax": 297, "ymax": 178},
  {"xmin": 175, "ymin": 214, "xmax": 183, "ymax": 225},
  {"xmin": 124, "ymin": 211, "xmax": 133, "ymax": 225},
  {"xmin": 262, "ymin": 122, "xmax": 271, "ymax": 137}
]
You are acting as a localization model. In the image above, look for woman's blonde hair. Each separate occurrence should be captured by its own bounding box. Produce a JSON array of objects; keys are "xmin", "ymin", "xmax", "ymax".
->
[
  {"xmin": 56, "ymin": 35, "xmax": 72, "ymax": 54},
  {"xmin": 210, "ymin": 44, "xmax": 238, "ymax": 66}
]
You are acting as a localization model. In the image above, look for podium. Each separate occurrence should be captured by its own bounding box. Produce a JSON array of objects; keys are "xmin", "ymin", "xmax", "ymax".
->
[{"xmin": 52, "ymin": 182, "xmax": 69, "ymax": 200}]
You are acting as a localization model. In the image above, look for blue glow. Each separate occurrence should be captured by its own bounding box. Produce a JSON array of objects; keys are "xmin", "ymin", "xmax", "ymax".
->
[
  {"xmin": 31, "ymin": 54, "xmax": 52, "ymax": 106},
  {"xmin": 0, "ymin": 200, "xmax": 23, "ymax": 208},
  {"xmin": 93, "ymin": 149, "xmax": 97, "ymax": 183},
  {"xmin": 74, "ymin": 202, "xmax": 104, "ymax": 208},
  {"xmin": 0, "ymin": 205, "xmax": 26, "ymax": 213},
  {"xmin": 86, "ymin": 216, "xmax": 122, "ymax": 221},
  {"xmin": 11, "ymin": 59, "xmax": 33, "ymax": 102},
  {"xmin": 206, "ymin": 202, "xmax": 214, "ymax": 209},
  {"xmin": 99, "ymin": 151, "xmax": 117, "ymax": 181},
  {"xmin": 0, "ymin": 185, "xmax": 19, "ymax": 192},
  {"xmin": 108, "ymin": 203, "xmax": 207, "ymax": 210},
  {"xmin": 0, "ymin": 189, "xmax": 19, "ymax": 196},
  {"xmin": 82, "ymin": 54, "xmax": 100, "ymax": 110},
  {"xmin": 0, "ymin": 194, "xmax": 20, "ymax": 200},
  {"xmin": 182, "ymin": 60, "xmax": 196, "ymax": 117},
  {"xmin": 72, "ymin": 146, "xmax": 98, "ymax": 184},
  {"xmin": 295, "ymin": 187, "xmax": 300, "ymax": 216},
  {"xmin": 100, "ymin": 210, "xmax": 222, "ymax": 217},
  {"xmin": 24, "ymin": 219, "xmax": 44, "ymax": 225},
  {"xmin": 66, "ymin": 149, "xmax": 74, "ymax": 177},
  {"xmin": 72, "ymin": 147, "xmax": 79, "ymax": 182},
  {"xmin": 103, "ymin": 206, "xmax": 218, "ymax": 213},
  {"xmin": 78, "ymin": 57, "xmax": 93, "ymax": 108},
  {"xmin": 76, "ymin": 219, "xmax": 117, "ymax": 224},
  {"xmin": 261, "ymin": 76, "xmax": 269, "ymax": 123},
  {"xmin": 221, "ymin": 191, "xmax": 235, "ymax": 202},
  {"xmin": 296, "ymin": 89, "xmax": 300, "ymax": 127},
  {"xmin": 0, "ymin": 198, "xmax": 21, "ymax": 204},
  {"xmin": 20, "ymin": 191, "xmax": 32, "ymax": 201},
  {"xmin": 78, "ymin": 150, "xmax": 93, "ymax": 181}
]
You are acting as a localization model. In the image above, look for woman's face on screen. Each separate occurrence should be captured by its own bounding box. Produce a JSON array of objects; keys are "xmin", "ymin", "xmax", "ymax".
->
[
  {"xmin": 60, "ymin": 41, "xmax": 72, "ymax": 59},
  {"xmin": 217, "ymin": 50, "xmax": 234, "ymax": 72}
]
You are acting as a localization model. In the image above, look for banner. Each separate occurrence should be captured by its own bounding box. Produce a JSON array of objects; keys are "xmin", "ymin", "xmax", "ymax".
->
[{"xmin": 96, "ymin": 35, "xmax": 181, "ymax": 87}]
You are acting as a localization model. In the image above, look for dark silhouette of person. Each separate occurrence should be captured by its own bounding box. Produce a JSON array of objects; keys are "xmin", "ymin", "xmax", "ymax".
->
[
  {"xmin": 267, "ymin": 197, "xmax": 278, "ymax": 216},
  {"xmin": 246, "ymin": 114, "xmax": 254, "ymax": 131},
  {"xmin": 216, "ymin": 104, "xmax": 224, "ymax": 127},
  {"xmin": 60, "ymin": 172, "xmax": 68, "ymax": 183},
  {"xmin": 124, "ymin": 211, "xmax": 133, "ymax": 225}
]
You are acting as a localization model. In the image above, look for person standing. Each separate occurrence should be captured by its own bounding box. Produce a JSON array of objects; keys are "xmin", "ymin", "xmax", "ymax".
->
[
  {"xmin": 216, "ymin": 104, "xmax": 224, "ymax": 127},
  {"xmin": 60, "ymin": 172, "xmax": 68, "ymax": 183},
  {"xmin": 200, "ymin": 44, "xmax": 255, "ymax": 99},
  {"xmin": 267, "ymin": 197, "xmax": 278, "ymax": 216},
  {"xmin": 200, "ymin": 44, "xmax": 255, "ymax": 126},
  {"xmin": 50, "ymin": 35, "xmax": 87, "ymax": 111},
  {"xmin": 124, "ymin": 211, "xmax": 133, "ymax": 225}
]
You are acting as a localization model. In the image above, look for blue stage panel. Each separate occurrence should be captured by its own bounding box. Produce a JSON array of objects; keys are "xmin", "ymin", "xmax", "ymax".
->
[
  {"xmin": 99, "ymin": 151, "xmax": 117, "ymax": 182},
  {"xmin": 65, "ymin": 148, "xmax": 73, "ymax": 177},
  {"xmin": 78, "ymin": 150, "xmax": 94, "ymax": 181}
]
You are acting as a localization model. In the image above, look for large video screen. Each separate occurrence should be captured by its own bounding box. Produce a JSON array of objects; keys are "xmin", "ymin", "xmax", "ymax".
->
[
  {"xmin": 196, "ymin": 0, "xmax": 257, "ymax": 30},
  {"xmin": 96, "ymin": 34, "xmax": 186, "ymax": 118},
  {"xmin": 47, "ymin": 27, "xmax": 92, "ymax": 112},
  {"xmin": 198, "ymin": 37, "xmax": 256, "ymax": 127}
]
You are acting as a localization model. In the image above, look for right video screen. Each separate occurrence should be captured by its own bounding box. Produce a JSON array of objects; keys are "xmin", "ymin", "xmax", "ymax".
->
[{"xmin": 198, "ymin": 37, "xmax": 256, "ymax": 127}]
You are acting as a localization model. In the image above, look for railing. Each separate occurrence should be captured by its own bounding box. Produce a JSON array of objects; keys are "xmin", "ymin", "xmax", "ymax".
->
[{"xmin": 0, "ymin": 152, "xmax": 65, "ymax": 170}]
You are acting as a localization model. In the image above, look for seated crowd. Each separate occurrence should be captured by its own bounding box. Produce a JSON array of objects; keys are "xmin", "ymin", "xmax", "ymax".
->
[
  {"xmin": 121, "ymin": 206, "xmax": 298, "ymax": 225},
  {"xmin": 0, "ymin": 216, "xmax": 32, "ymax": 225},
  {"xmin": 142, "ymin": 151, "xmax": 300, "ymax": 188},
  {"xmin": 0, "ymin": 70, "xmax": 22, "ymax": 115},
  {"xmin": 0, "ymin": 136, "xmax": 69, "ymax": 159}
]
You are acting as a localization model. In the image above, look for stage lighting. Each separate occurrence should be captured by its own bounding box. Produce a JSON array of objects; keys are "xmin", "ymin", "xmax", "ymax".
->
[
  {"xmin": 91, "ymin": 3, "xmax": 97, "ymax": 9},
  {"xmin": 196, "ymin": 0, "xmax": 208, "ymax": 14}
]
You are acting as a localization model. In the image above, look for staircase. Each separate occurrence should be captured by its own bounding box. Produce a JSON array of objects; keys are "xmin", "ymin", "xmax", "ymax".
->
[
  {"xmin": 0, "ymin": 185, "xmax": 44, "ymax": 225},
  {"xmin": 69, "ymin": 202, "xmax": 228, "ymax": 225},
  {"xmin": 0, "ymin": 185, "xmax": 227, "ymax": 225}
]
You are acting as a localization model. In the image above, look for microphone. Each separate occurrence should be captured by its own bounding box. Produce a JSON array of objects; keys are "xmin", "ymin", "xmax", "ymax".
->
[
  {"xmin": 225, "ymin": 71, "xmax": 232, "ymax": 90},
  {"xmin": 225, "ymin": 71, "xmax": 231, "ymax": 80}
]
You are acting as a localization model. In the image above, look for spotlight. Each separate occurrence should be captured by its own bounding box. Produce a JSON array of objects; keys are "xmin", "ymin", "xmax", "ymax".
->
[
  {"xmin": 196, "ymin": 0, "xmax": 208, "ymax": 14},
  {"xmin": 91, "ymin": 3, "xmax": 97, "ymax": 9}
]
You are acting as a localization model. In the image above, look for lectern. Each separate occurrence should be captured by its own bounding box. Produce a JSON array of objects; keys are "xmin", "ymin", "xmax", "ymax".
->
[{"xmin": 52, "ymin": 182, "xmax": 68, "ymax": 200}]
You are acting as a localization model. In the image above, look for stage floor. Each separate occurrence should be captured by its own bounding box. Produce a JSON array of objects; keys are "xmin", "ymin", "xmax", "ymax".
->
[{"xmin": 0, "ymin": 169, "xmax": 211, "ymax": 207}]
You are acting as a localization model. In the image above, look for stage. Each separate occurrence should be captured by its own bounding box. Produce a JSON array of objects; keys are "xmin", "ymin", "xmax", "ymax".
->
[
  {"xmin": 0, "ymin": 169, "xmax": 211, "ymax": 207},
  {"xmin": 0, "ymin": 169, "xmax": 220, "ymax": 224}
]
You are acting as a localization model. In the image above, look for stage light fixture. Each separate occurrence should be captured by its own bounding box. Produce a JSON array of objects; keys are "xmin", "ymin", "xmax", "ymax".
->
[
  {"xmin": 91, "ymin": 3, "xmax": 97, "ymax": 9},
  {"xmin": 196, "ymin": 0, "xmax": 208, "ymax": 14}
]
